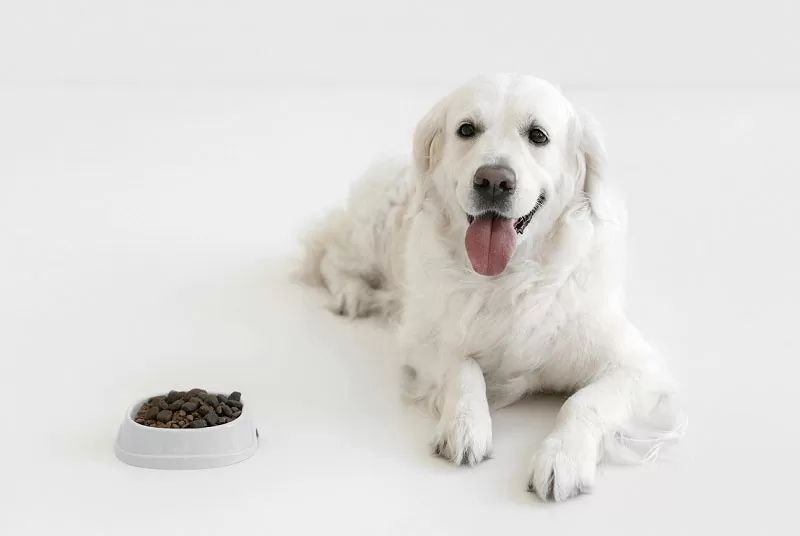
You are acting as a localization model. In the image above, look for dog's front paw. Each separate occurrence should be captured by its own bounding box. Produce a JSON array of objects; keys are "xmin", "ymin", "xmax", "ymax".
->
[
  {"xmin": 527, "ymin": 429, "xmax": 598, "ymax": 502},
  {"xmin": 433, "ymin": 408, "xmax": 493, "ymax": 466}
]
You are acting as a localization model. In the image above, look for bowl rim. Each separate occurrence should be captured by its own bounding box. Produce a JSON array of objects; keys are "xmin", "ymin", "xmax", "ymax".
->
[{"xmin": 125, "ymin": 392, "xmax": 250, "ymax": 433}]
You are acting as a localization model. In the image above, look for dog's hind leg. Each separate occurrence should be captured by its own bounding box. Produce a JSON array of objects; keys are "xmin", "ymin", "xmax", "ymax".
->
[
  {"xmin": 301, "ymin": 206, "xmax": 399, "ymax": 319},
  {"xmin": 319, "ymin": 251, "xmax": 393, "ymax": 318},
  {"xmin": 299, "ymin": 158, "xmax": 410, "ymax": 319}
]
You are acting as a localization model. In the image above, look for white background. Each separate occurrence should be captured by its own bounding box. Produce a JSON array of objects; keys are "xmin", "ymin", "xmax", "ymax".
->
[
  {"xmin": 2, "ymin": 1, "xmax": 799, "ymax": 88},
  {"xmin": 2, "ymin": 2, "xmax": 799, "ymax": 535}
]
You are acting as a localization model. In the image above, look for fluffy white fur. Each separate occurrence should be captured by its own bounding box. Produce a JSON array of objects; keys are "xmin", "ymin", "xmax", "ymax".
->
[{"xmin": 299, "ymin": 74, "xmax": 684, "ymax": 502}]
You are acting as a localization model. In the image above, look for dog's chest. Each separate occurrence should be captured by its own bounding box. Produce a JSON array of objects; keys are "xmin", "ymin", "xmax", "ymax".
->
[
  {"xmin": 402, "ymin": 217, "xmax": 595, "ymax": 397},
  {"xmin": 448, "ymin": 277, "xmax": 574, "ymax": 355}
]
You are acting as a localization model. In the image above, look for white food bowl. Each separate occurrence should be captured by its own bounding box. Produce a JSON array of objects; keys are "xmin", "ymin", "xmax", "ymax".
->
[{"xmin": 114, "ymin": 393, "xmax": 259, "ymax": 470}]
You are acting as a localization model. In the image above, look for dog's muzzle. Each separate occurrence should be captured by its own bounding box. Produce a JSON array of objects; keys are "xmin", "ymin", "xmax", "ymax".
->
[{"xmin": 467, "ymin": 190, "xmax": 547, "ymax": 235}]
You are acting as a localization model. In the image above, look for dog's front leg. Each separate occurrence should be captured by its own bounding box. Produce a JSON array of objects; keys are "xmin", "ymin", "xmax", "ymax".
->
[
  {"xmin": 527, "ymin": 365, "xmax": 654, "ymax": 502},
  {"xmin": 432, "ymin": 356, "xmax": 493, "ymax": 466}
]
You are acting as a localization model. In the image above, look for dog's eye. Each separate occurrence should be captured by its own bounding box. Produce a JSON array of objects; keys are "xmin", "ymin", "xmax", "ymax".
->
[
  {"xmin": 457, "ymin": 123, "xmax": 476, "ymax": 139},
  {"xmin": 527, "ymin": 127, "xmax": 549, "ymax": 146}
]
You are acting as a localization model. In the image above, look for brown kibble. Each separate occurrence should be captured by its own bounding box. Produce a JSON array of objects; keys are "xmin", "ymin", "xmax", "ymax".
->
[
  {"xmin": 135, "ymin": 390, "xmax": 241, "ymax": 429},
  {"xmin": 205, "ymin": 412, "xmax": 219, "ymax": 426}
]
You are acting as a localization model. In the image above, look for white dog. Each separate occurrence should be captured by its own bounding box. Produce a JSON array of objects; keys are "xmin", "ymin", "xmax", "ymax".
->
[{"xmin": 300, "ymin": 74, "xmax": 684, "ymax": 502}]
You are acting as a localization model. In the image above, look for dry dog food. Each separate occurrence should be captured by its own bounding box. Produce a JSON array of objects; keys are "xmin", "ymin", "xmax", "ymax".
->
[{"xmin": 135, "ymin": 389, "xmax": 243, "ymax": 429}]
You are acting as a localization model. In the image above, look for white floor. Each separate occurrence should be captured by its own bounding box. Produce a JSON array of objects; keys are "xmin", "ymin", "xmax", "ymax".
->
[{"xmin": 2, "ymin": 86, "xmax": 798, "ymax": 535}]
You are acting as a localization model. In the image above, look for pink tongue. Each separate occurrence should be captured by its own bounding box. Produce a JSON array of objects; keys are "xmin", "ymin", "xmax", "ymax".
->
[{"xmin": 465, "ymin": 215, "xmax": 517, "ymax": 276}]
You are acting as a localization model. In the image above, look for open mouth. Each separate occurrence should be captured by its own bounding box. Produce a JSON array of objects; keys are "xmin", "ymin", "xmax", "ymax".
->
[
  {"xmin": 464, "ymin": 190, "xmax": 546, "ymax": 277},
  {"xmin": 465, "ymin": 190, "xmax": 547, "ymax": 235}
]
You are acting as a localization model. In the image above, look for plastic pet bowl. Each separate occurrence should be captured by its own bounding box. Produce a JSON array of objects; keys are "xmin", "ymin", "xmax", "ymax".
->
[{"xmin": 114, "ymin": 393, "xmax": 259, "ymax": 470}]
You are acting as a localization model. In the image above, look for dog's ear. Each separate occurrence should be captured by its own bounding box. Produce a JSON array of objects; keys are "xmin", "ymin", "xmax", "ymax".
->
[
  {"xmin": 576, "ymin": 109, "xmax": 617, "ymax": 223},
  {"xmin": 412, "ymin": 97, "xmax": 447, "ymax": 175}
]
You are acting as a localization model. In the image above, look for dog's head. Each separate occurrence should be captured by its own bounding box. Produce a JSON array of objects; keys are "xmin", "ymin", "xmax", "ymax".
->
[{"xmin": 412, "ymin": 74, "xmax": 612, "ymax": 276}]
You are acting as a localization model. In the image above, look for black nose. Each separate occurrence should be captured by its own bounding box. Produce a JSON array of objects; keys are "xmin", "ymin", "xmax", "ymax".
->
[{"xmin": 473, "ymin": 165, "xmax": 516, "ymax": 203}]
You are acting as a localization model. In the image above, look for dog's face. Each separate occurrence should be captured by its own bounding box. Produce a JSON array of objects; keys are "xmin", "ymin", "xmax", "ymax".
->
[{"xmin": 413, "ymin": 74, "xmax": 607, "ymax": 276}]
